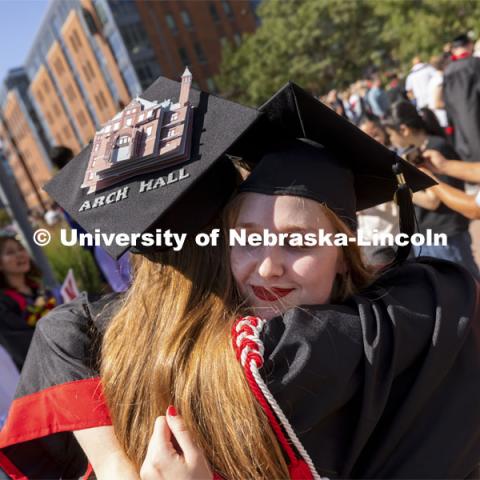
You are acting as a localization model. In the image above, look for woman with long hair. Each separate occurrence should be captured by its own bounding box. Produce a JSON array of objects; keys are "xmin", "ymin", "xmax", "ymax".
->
[
  {"xmin": 0, "ymin": 233, "xmax": 57, "ymax": 371},
  {"xmin": 1, "ymin": 79, "xmax": 480, "ymax": 480},
  {"xmin": 383, "ymin": 101, "xmax": 479, "ymax": 278}
]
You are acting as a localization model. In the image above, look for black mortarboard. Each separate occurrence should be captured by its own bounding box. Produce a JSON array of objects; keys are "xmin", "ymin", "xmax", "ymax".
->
[
  {"xmin": 44, "ymin": 75, "xmax": 260, "ymax": 258},
  {"xmin": 230, "ymin": 82, "xmax": 435, "ymax": 262}
]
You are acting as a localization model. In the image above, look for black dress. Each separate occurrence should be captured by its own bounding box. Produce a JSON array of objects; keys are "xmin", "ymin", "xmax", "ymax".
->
[
  {"xmin": 0, "ymin": 285, "xmax": 57, "ymax": 371},
  {"xmin": 1, "ymin": 259, "xmax": 480, "ymax": 479},
  {"xmin": 443, "ymin": 56, "xmax": 480, "ymax": 162}
]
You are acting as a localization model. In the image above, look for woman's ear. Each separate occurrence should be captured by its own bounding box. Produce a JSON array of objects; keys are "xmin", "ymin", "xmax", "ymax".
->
[{"xmin": 399, "ymin": 124, "xmax": 410, "ymax": 137}]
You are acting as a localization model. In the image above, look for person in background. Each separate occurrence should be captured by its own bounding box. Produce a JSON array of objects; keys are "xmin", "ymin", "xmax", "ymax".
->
[
  {"xmin": 443, "ymin": 34, "xmax": 480, "ymax": 165},
  {"xmin": 0, "ymin": 233, "xmax": 58, "ymax": 371},
  {"xmin": 405, "ymin": 56, "xmax": 436, "ymax": 109},
  {"xmin": 349, "ymin": 80, "xmax": 371, "ymax": 123},
  {"xmin": 474, "ymin": 38, "xmax": 480, "ymax": 58},
  {"xmin": 358, "ymin": 118, "xmax": 398, "ymax": 266},
  {"xmin": 383, "ymin": 101, "xmax": 478, "ymax": 278},
  {"xmin": 324, "ymin": 89, "xmax": 347, "ymax": 118},
  {"xmin": 365, "ymin": 75, "xmax": 390, "ymax": 119},
  {"xmin": 420, "ymin": 149, "xmax": 480, "ymax": 220},
  {"xmin": 385, "ymin": 72, "xmax": 408, "ymax": 105},
  {"xmin": 427, "ymin": 54, "xmax": 449, "ymax": 133}
]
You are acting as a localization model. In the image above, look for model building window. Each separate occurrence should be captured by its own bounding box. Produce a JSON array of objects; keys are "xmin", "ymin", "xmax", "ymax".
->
[
  {"xmin": 118, "ymin": 136, "xmax": 130, "ymax": 146},
  {"xmin": 113, "ymin": 122, "xmax": 120, "ymax": 131},
  {"xmin": 126, "ymin": 118, "xmax": 132, "ymax": 126},
  {"xmin": 167, "ymin": 129, "xmax": 175, "ymax": 137},
  {"xmin": 146, "ymin": 126, "xmax": 153, "ymax": 136},
  {"xmin": 171, "ymin": 113, "xmax": 178, "ymax": 121},
  {"xmin": 147, "ymin": 110, "xmax": 153, "ymax": 119}
]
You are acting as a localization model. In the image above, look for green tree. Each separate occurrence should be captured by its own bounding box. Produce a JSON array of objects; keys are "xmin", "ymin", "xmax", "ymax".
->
[
  {"xmin": 372, "ymin": 0, "xmax": 480, "ymax": 68},
  {"xmin": 216, "ymin": 0, "xmax": 389, "ymax": 106}
]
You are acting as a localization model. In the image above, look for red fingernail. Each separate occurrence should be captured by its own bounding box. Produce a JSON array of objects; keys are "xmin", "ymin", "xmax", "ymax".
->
[{"xmin": 167, "ymin": 405, "xmax": 177, "ymax": 416}]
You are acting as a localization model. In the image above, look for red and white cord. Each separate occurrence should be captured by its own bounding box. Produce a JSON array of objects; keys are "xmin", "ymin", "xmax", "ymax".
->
[{"xmin": 233, "ymin": 316, "xmax": 324, "ymax": 480}]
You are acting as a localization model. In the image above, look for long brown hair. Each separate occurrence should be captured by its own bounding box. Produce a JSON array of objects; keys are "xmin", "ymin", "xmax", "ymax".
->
[{"xmin": 101, "ymin": 196, "xmax": 374, "ymax": 478}]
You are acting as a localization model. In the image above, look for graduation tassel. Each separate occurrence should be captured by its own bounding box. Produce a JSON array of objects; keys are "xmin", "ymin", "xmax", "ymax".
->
[{"xmin": 391, "ymin": 161, "xmax": 416, "ymax": 266}]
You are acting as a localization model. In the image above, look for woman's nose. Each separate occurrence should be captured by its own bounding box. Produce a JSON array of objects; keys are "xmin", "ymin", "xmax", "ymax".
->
[{"xmin": 257, "ymin": 250, "xmax": 284, "ymax": 279}]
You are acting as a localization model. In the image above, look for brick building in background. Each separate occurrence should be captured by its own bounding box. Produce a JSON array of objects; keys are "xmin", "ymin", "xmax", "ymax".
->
[{"xmin": 0, "ymin": 0, "xmax": 258, "ymax": 210}]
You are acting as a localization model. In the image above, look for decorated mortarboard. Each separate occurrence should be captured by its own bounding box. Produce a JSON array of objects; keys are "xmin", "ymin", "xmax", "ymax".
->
[
  {"xmin": 44, "ymin": 69, "xmax": 260, "ymax": 258},
  {"xmin": 229, "ymin": 82, "xmax": 435, "ymax": 263}
]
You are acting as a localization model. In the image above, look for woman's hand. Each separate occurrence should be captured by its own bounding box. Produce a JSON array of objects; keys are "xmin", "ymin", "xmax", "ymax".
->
[
  {"xmin": 421, "ymin": 149, "xmax": 448, "ymax": 174},
  {"xmin": 140, "ymin": 406, "xmax": 213, "ymax": 480}
]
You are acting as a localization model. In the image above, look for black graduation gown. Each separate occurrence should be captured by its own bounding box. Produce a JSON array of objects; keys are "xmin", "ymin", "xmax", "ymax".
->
[
  {"xmin": 1, "ymin": 258, "xmax": 480, "ymax": 479},
  {"xmin": 0, "ymin": 292, "xmax": 35, "ymax": 371},
  {"xmin": 443, "ymin": 57, "xmax": 480, "ymax": 162}
]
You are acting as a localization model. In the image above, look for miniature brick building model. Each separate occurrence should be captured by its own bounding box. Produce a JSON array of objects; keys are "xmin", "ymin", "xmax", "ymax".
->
[{"xmin": 82, "ymin": 67, "xmax": 193, "ymax": 193}]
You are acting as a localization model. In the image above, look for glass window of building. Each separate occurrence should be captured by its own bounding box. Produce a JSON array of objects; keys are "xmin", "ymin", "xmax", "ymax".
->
[
  {"xmin": 222, "ymin": 0, "xmax": 234, "ymax": 18},
  {"xmin": 178, "ymin": 47, "xmax": 190, "ymax": 66},
  {"xmin": 194, "ymin": 42, "xmax": 207, "ymax": 64},
  {"xmin": 146, "ymin": 126, "xmax": 152, "ymax": 136},
  {"xmin": 180, "ymin": 10, "xmax": 193, "ymax": 29},
  {"xmin": 206, "ymin": 78, "xmax": 216, "ymax": 93},
  {"xmin": 99, "ymin": 91, "xmax": 108, "ymax": 110},
  {"xmin": 165, "ymin": 14, "xmax": 178, "ymax": 33},
  {"xmin": 54, "ymin": 59, "xmax": 64, "ymax": 76},
  {"xmin": 209, "ymin": 3, "xmax": 220, "ymax": 23}
]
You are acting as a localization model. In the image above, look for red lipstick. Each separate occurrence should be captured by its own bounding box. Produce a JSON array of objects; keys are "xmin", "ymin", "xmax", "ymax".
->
[{"xmin": 251, "ymin": 286, "xmax": 294, "ymax": 302}]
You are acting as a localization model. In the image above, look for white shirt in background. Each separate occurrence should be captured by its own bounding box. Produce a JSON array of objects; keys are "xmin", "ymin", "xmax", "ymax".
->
[
  {"xmin": 357, "ymin": 201, "xmax": 399, "ymax": 240},
  {"xmin": 427, "ymin": 70, "xmax": 448, "ymax": 127},
  {"xmin": 406, "ymin": 63, "xmax": 437, "ymax": 109}
]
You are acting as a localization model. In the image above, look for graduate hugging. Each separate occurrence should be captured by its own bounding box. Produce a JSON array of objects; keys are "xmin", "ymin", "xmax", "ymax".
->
[{"xmin": 1, "ymin": 74, "xmax": 480, "ymax": 480}]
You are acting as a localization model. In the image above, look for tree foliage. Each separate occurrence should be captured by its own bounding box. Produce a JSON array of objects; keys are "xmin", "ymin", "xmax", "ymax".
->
[
  {"xmin": 216, "ymin": 0, "xmax": 480, "ymax": 106},
  {"xmin": 216, "ymin": 0, "xmax": 386, "ymax": 106},
  {"xmin": 373, "ymin": 0, "xmax": 480, "ymax": 67}
]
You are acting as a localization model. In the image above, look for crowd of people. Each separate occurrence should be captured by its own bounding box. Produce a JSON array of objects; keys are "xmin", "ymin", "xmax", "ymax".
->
[
  {"xmin": 0, "ymin": 32, "xmax": 480, "ymax": 480},
  {"xmin": 322, "ymin": 33, "xmax": 480, "ymax": 278}
]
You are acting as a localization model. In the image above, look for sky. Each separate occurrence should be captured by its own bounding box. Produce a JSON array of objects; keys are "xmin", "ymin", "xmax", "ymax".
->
[{"xmin": 0, "ymin": 0, "xmax": 50, "ymax": 81}]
